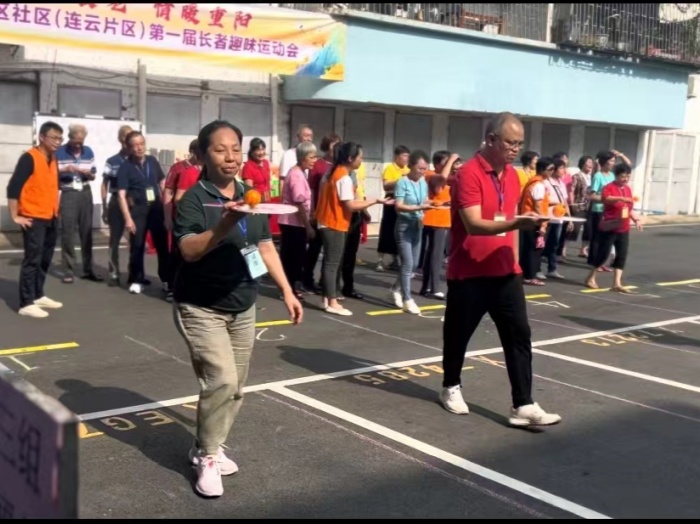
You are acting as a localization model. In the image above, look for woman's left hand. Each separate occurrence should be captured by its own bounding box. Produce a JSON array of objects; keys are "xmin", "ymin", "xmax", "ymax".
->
[
  {"xmin": 635, "ymin": 219, "xmax": 643, "ymax": 232},
  {"xmin": 282, "ymin": 290, "xmax": 304, "ymax": 324}
]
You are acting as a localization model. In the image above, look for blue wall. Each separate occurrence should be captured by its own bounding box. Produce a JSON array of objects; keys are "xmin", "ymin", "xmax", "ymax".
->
[{"xmin": 283, "ymin": 18, "xmax": 690, "ymax": 129}]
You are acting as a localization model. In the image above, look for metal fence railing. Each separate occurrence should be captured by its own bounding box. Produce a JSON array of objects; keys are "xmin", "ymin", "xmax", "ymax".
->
[
  {"xmin": 552, "ymin": 3, "xmax": 700, "ymax": 66},
  {"xmin": 282, "ymin": 3, "xmax": 549, "ymax": 42}
]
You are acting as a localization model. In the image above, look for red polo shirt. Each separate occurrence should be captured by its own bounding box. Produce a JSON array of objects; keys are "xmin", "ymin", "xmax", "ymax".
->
[{"xmin": 447, "ymin": 153, "xmax": 521, "ymax": 280}]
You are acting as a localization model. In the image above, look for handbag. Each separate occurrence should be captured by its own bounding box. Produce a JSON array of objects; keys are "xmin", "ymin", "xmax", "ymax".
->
[{"xmin": 598, "ymin": 184, "xmax": 628, "ymax": 232}]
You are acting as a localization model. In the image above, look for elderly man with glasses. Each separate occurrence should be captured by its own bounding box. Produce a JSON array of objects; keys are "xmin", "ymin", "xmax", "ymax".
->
[{"xmin": 56, "ymin": 123, "xmax": 102, "ymax": 283}]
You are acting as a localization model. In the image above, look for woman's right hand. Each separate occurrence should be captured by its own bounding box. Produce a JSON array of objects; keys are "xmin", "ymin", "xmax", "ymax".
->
[{"xmin": 126, "ymin": 219, "xmax": 136, "ymax": 235}]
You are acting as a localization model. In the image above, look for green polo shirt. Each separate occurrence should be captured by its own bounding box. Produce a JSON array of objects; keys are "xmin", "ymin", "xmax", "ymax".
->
[{"xmin": 173, "ymin": 179, "xmax": 271, "ymax": 313}]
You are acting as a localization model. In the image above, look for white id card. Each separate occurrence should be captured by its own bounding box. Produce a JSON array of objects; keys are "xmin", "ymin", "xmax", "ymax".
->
[
  {"xmin": 241, "ymin": 245, "xmax": 268, "ymax": 279},
  {"xmin": 146, "ymin": 188, "xmax": 156, "ymax": 202},
  {"xmin": 72, "ymin": 180, "xmax": 83, "ymax": 191},
  {"xmin": 494, "ymin": 212, "xmax": 506, "ymax": 237}
]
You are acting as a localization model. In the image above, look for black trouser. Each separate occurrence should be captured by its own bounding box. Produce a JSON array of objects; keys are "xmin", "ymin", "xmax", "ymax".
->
[
  {"xmin": 60, "ymin": 188, "xmax": 94, "ymax": 277},
  {"xmin": 591, "ymin": 231, "xmax": 629, "ymax": 270},
  {"xmin": 319, "ymin": 228, "xmax": 346, "ymax": 299},
  {"xmin": 341, "ymin": 212, "xmax": 362, "ymax": 294},
  {"xmin": 128, "ymin": 202, "xmax": 169, "ymax": 285},
  {"xmin": 519, "ymin": 229, "xmax": 542, "ymax": 280},
  {"xmin": 377, "ymin": 203, "xmax": 398, "ymax": 256},
  {"xmin": 303, "ymin": 223, "xmax": 323, "ymax": 288},
  {"xmin": 586, "ymin": 211, "xmax": 604, "ymax": 266},
  {"xmin": 280, "ymin": 224, "xmax": 308, "ymax": 290},
  {"xmin": 166, "ymin": 231, "xmax": 181, "ymax": 290},
  {"xmin": 107, "ymin": 195, "xmax": 125, "ymax": 278},
  {"xmin": 420, "ymin": 226, "xmax": 448, "ymax": 295},
  {"xmin": 442, "ymin": 274, "xmax": 533, "ymax": 409},
  {"xmin": 19, "ymin": 218, "xmax": 58, "ymax": 308}
]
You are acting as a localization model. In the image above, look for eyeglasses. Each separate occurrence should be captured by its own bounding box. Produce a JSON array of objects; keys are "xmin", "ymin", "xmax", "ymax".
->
[{"xmin": 491, "ymin": 134, "xmax": 524, "ymax": 151}]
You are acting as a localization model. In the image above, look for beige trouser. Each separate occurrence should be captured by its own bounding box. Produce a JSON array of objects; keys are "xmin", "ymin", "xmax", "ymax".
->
[{"xmin": 173, "ymin": 302, "xmax": 256, "ymax": 455}]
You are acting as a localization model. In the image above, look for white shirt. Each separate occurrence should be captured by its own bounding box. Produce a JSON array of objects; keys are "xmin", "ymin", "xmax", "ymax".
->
[{"xmin": 279, "ymin": 147, "xmax": 298, "ymax": 180}]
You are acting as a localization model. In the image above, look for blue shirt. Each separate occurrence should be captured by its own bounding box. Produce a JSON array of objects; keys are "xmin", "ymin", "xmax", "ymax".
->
[
  {"xmin": 56, "ymin": 143, "xmax": 96, "ymax": 190},
  {"xmin": 590, "ymin": 171, "xmax": 615, "ymax": 213},
  {"xmin": 395, "ymin": 176, "xmax": 428, "ymax": 221},
  {"xmin": 116, "ymin": 156, "xmax": 166, "ymax": 207},
  {"xmin": 104, "ymin": 151, "xmax": 129, "ymax": 194}
]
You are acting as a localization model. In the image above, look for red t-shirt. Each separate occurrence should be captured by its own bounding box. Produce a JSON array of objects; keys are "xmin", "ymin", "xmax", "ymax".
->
[
  {"xmin": 241, "ymin": 159, "xmax": 271, "ymax": 195},
  {"xmin": 309, "ymin": 158, "xmax": 333, "ymax": 210},
  {"xmin": 447, "ymin": 153, "xmax": 521, "ymax": 280},
  {"xmin": 165, "ymin": 159, "xmax": 192, "ymax": 190},
  {"xmin": 601, "ymin": 182, "xmax": 633, "ymax": 233},
  {"xmin": 177, "ymin": 166, "xmax": 201, "ymax": 193}
]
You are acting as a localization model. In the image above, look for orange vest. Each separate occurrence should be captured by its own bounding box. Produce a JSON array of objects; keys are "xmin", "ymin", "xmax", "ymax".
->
[
  {"xmin": 315, "ymin": 166, "xmax": 351, "ymax": 232},
  {"xmin": 19, "ymin": 147, "xmax": 59, "ymax": 220},
  {"xmin": 519, "ymin": 175, "xmax": 549, "ymax": 216}
]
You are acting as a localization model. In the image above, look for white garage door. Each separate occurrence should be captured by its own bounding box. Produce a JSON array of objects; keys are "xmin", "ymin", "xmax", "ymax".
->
[{"xmin": 0, "ymin": 82, "xmax": 37, "ymax": 232}]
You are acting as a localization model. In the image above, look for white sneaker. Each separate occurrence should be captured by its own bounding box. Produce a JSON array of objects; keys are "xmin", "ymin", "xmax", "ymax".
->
[
  {"xmin": 129, "ymin": 283, "xmax": 142, "ymax": 294},
  {"xmin": 18, "ymin": 305, "xmax": 49, "ymax": 318},
  {"xmin": 390, "ymin": 289, "xmax": 403, "ymax": 309},
  {"xmin": 194, "ymin": 455, "xmax": 223, "ymax": 497},
  {"xmin": 509, "ymin": 403, "xmax": 562, "ymax": 427},
  {"xmin": 34, "ymin": 296, "xmax": 63, "ymax": 309},
  {"xmin": 403, "ymin": 299, "xmax": 420, "ymax": 315},
  {"xmin": 546, "ymin": 271, "xmax": 565, "ymax": 280},
  {"xmin": 440, "ymin": 386, "xmax": 470, "ymax": 415},
  {"xmin": 189, "ymin": 444, "xmax": 239, "ymax": 476},
  {"xmin": 433, "ymin": 292, "xmax": 446, "ymax": 299},
  {"xmin": 535, "ymin": 272, "xmax": 547, "ymax": 280}
]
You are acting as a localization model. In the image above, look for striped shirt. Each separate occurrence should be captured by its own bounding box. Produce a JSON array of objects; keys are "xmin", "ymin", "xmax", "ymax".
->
[
  {"xmin": 104, "ymin": 151, "xmax": 129, "ymax": 194},
  {"xmin": 56, "ymin": 144, "xmax": 96, "ymax": 191}
]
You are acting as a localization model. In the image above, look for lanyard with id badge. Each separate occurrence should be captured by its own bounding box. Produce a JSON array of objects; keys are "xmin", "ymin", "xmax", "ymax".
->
[
  {"xmin": 225, "ymin": 187, "xmax": 268, "ymax": 280},
  {"xmin": 491, "ymin": 173, "xmax": 507, "ymax": 237},
  {"xmin": 136, "ymin": 161, "xmax": 157, "ymax": 203}
]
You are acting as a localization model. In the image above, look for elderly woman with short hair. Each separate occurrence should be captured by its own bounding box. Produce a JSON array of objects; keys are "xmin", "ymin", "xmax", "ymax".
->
[{"xmin": 278, "ymin": 141, "xmax": 317, "ymax": 298}]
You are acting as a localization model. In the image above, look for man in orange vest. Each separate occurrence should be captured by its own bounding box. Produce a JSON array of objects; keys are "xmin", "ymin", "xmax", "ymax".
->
[{"xmin": 6, "ymin": 121, "xmax": 64, "ymax": 318}]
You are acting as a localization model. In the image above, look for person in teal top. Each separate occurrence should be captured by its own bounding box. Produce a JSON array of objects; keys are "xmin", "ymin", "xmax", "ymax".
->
[
  {"xmin": 587, "ymin": 149, "xmax": 632, "ymax": 267},
  {"xmin": 390, "ymin": 150, "xmax": 436, "ymax": 314}
]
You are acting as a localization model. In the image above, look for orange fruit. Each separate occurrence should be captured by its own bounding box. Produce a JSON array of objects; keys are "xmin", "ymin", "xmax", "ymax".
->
[
  {"xmin": 553, "ymin": 204, "xmax": 566, "ymax": 217},
  {"xmin": 244, "ymin": 189, "xmax": 261, "ymax": 207},
  {"xmin": 633, "ymin": 196, "xmax": 640, "ymax": 202}
]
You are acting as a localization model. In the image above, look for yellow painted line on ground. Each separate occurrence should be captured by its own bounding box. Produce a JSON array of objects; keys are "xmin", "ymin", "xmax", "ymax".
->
[
  {"xmin": 656, "ymin": 279, "xmax": 700, "ymax": 287},
  {"xmin": 255, "ymin": 320, "xmax": 293, "ymax": 328},
  {"xmin": 367, "ymin": 294, "xmax": 552, "ymax": 316},
  {"xmin": 0, "ymin": 342, "xmax": 79, "ymax": 357},
  {"xmin": 581, "ymin": 286, "xmax": 638, "ymax": 294}
]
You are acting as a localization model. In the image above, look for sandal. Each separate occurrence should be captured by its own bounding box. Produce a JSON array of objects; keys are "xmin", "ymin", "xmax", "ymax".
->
[
  {"xmin": 524, "ymin": 279, "xmax": 545, "ymax": 286},
  {"xmin": 612, "ymin": 286, "xmax": 631, "ymax": 294},
  {"xmin": 62, "ymin": 276, "xmax": 74, "ymax": 284},
  {"xmin": 584, "ymin": 280, "xmax": 599, "ymax": 289}
]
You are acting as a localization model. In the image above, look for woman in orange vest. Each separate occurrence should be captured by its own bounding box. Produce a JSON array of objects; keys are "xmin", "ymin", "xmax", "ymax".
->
[
  {"xmin": 314, "ymin": 142, "xmax": 386, "ymax": 316},
  {"xmin": 518, "ymin": 157, "xmax": 554, "ymax": 286}
]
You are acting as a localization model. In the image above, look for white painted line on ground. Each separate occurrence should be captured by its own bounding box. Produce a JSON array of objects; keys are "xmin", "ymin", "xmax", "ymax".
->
[
  {"xmin": 533, "ymin": 349, "xmax": 700, "ymax": 395},
  {"xmin": 270, "ymin": 386, "xmax": 611, "ymax": 520},
  {"xmin": 259, "ymin": 392, "xmax": 551, "ymax": 519},
  {"xmin": 566, "ymin": 290, "xmax": 698, "ymax": 317},
  {"xmin": 475, "ymin": 356, "xmax": 700, "ymax": 426},
  {"xmin": 124, "ymin": 335, "xmax": 191, "ymax": 367},
  {"xmin": 78, "ymin": 314, "xmax": 700, "ymax": 422},
  {"xmin": 0, "ymin": 245, "xmax": 125, "ymax": 255}
]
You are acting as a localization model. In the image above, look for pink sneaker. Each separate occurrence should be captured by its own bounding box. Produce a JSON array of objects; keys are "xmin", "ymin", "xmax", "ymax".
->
[
  {"xmin": 195, "ymin": 456, "xmax": 223, "ymax": 497},
  {"xmin": 189, "ymin": 443, "xmax": 239, "ymax": 476}
]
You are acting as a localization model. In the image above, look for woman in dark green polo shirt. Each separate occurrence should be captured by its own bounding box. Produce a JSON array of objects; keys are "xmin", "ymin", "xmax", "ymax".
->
[{"xmin": 173, "ymin": 120, "xmax": 303, "ymax": 498}]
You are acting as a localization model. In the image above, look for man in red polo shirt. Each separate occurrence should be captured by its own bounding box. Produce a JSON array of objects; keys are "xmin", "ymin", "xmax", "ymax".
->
[{"xmin": 441, "ymin": 112, "xmax": 561, "ymax": 428}]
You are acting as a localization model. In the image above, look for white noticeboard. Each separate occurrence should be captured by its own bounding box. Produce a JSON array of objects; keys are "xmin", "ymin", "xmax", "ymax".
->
[
  {"xmin": 0, "ymin": 371, "xmax": 79, "ymax": 519},
  {"xmin": 33, "ymin": 113, "xmax": 143, "ymax": 227}
]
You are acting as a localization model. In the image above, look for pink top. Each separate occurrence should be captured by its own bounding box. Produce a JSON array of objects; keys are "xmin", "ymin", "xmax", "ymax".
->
[{"xmin": 277, "ymin": 166, "xmax": 311, "ymax": 228}]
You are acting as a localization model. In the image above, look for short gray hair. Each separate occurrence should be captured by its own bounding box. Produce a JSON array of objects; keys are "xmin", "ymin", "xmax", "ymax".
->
[
  {"xmin": 68, "ymin": 123, "xmax": 87, "ymax": 138},
  {"xmin": 296, "ymin": 141, "xmax": 317, "ymax": 164}
]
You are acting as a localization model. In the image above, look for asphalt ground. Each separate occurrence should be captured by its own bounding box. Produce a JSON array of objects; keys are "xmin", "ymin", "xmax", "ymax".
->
[{"xmin": 1, "ymin": 222, "xmax": 699, "ymax": 518}]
